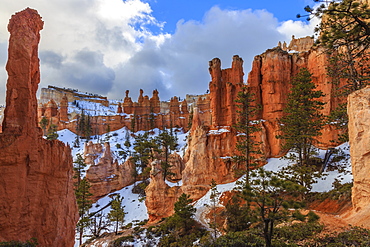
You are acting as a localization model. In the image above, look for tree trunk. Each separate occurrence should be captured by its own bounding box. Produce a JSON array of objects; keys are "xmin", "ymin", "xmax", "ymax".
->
[{"xmin": 264, "ymin": 219, "xmax": 272, "ymax": 247}]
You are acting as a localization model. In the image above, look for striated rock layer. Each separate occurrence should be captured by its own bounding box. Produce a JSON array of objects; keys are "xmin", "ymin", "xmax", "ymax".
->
[
  {"xmin": 347, "ymin": 86, "xmax": 370, "ymax": 216},
  {"xmin": 0, "ymin": 8, "xmax": 78, "ymax": 247},
  {"xmin": 248, "ymin": 46, "xmax": 344, "ymax": 157}
]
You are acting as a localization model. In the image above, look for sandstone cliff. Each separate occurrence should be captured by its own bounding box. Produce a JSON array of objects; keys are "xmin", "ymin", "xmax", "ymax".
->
[
  {"xmin": 84, "ymin": 141, "xmax": 136, "ymax": 201},
  {"xmin": 346, "ymin": 86, "xmax": 370, "ymax": 227},
  {"xmin": 248, "ymin": 46, "xmax": 343, "ymax": 157},
  {"xmin": 0, "ymin": 8, "xmax": 78, "ymax": 247},
  {"xmin": 145, "ymin": 160, "xmax": 181, "ymax": 223},
  {"xmin": 144, "ymin": 38, "xmax": 347, "ymax": 222}
]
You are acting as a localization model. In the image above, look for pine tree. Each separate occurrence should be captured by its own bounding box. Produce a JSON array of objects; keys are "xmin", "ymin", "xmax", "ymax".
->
[
  {"xmin": 149, "ymin": 108, "xmax": 155, "ymax": 131},
  {"xmin": 105, "ymin": 124, "xmax": 111, "ymax": 142},
  {"xmin": 233, "ymin": 85, "xmax": 261, "ymax": 184},
  {"xmin": 224, "ymin": 195, "xmax": 251, "ymax": 232},
  {"xmin": 155, "ymin": 129, "xmax": 178, "ymax": 181},
  {"xmin": 46, "ymin": 124, "xmax": 59, "ymax": 140},
  {"xmin": 131, "ymin": 132, "xmax": 159, "ymax": 178},
  {"xmin": 39, "ymin": 117, "xmax": 48, "ymax": 136},
  {"xmin": 108, "ymin": 195, "xmax": 125, "ymax": 235},
  {"xmin": 209, "ymin": 179, "xmax": 220, "ymax": 240},
  {"xmin": 85, "ymin": 115, "xmax": 92, "ymax": 141},
  {"xmin": 277, "ymin": 68, "xmax": 326, "ymax": 167},
  {"xmin": 73, "ymin": 153, "xmax": 87, "ymax": 186},
  {"xmin": 73, "ymin": 135, "xmax": 80, "ymax": 148},
  {"xmin": 300, "ymin": 0, "xmax": 370, "ymax": 142},
  {"xmin": 77, "ymin": 110, "xmax": 92, "ymax": 139},
  {"xmin": 130, "ymin": 114, "xmax": 136, "ymax": 132},
  {"xmin": 75, "ymin": 178, "xmax": 93, "ymax": 246},
  {"xmin": 159, "ymin": 193, "xmax": 201, "ymax": 246},
  {"xmin": 173, "ymin": 193, "xmax": 196, "ymax": 231},
  {"xmin": 246, "ymin": 168, "xmax": 305, "ymax": 247}
]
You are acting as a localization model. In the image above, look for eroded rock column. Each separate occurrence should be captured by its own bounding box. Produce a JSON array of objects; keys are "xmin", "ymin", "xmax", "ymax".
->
[{"xmin": 0, "ymin": 8, "xmax": 78, "ymax": 247}]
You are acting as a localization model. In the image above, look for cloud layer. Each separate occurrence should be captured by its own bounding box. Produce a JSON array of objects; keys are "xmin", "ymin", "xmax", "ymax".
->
[{"xmin": 0, "ymin": 0, "xmax": 317, "ymax": 104}]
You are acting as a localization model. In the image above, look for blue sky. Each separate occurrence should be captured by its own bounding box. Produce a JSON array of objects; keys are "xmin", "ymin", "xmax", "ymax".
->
[
  {"xmin": 148, "ymin": 0, "xmax": 311, "ymax": 33},
  {"xmin": 0, "ymin": 0, "xmax": 318, "ymax": 105}
]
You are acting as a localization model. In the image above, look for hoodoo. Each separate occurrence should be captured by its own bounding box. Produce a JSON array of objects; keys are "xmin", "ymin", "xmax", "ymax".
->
[{"xmin": 0, "ymin": 8, "xmax": 78, "ymax": 247}]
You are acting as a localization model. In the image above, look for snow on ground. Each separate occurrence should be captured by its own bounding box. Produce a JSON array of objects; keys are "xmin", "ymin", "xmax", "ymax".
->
[
  {"xmin": 264, "ymin": 142, "xmax": 352, "ymax": 192},
  {"xmin": 57, "ymin": 108, "xmax": 351, "ymax": 246},
  {"xmin": 193, "ymin": 142, "xmax": 352, "ymax": 229},
  {"xmin": 57, "ymin": 126, "xmax": 189, "ymax": 175},
  {"xmin": 68, "ymin": 100, "xmax": 119, "ymax": 116},
  {"xmin": 208, "ymin": 126, "xmax": 230, "ymax": 135},
  {"xmin": 57, "ymin": 125, "xmax": 188, "ymax": 246},
  {"xmin": 91, "ymin": 183, "xmax": 148, "ymax": 224},
  {"xmin": 193, "ymin": 178, "xmax": 241, "ymax": 229}
]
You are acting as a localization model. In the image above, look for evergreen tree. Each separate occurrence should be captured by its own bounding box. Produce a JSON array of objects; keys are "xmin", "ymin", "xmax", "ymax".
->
[
  {"xmin": 39, "ymin": 117, "xmax": 48, "ymax": 136},
  {"xmin": 75, "ymin": 178, "xmax": 93, "ymax": 246},
  {"xmin": 233, "ymin": 85, "xmax": 261, "ymax": 184},
  {"xmin": 46, "ymin": 124, "xmax": 58, "ymax": 140},
  {"xmin": 246, "ymin": 168, "xmax": 305, "ymax": 247},
  {"xmin": 155, "ymin": 129, "xmax": 178, "ymax": 181},
  {"xmin": 159, "ymin": 193, "xmax": 205, "ymax": 246},
  {"xmin": 77, "ymin": 110, "xmax": 92, "ymax": 139},
  {"xmin": 86, "ymin": 115, "xmax": 92, "ymax": 141},
  {"xmin": 124, "ymin": 129, "xmax": 131, "ymax": 152},
  {"xmin": 105, "ymin": 124, "xmax": 111, "ymax": 142},
  {"xmin": 173, "ymin": 193, "xmax": 196, "ymax": 231},
  {"xmin": 149, "ymin": 108, "xmax": 156, "ymax": 131},
  {"xmin": 73, "ymin": 153, "xmax": 87, "ymax": 186},
  {"xmin": 224, "ymin": 195, "xmax": 251, "ymax": 232},
  {"xmin": 108, "ymin": 195, "xmax": 125, "ymax": 235},
  {"xmin": 73, "ymin": 135, "xmax": 80, "ymax": 148},
  {"xmin": 300, "ymin": 0, "xmax": 370, "ymax": 142},
  {"xmin": 277, "ymin": 68, "xmax": 326, "ymax": 167},
  {"xmin": 209, "ymin": 179, "xmax": 220, "ymax": 240},
  {"xmin": 131, "ymin": 132, "xmax": 159, "ymax": 178}
]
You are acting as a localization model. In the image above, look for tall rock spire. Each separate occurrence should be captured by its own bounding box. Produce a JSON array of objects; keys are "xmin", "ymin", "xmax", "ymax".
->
[
  {"xmin": 2, "ymin": 8, "xmax": 44, "ymax": 134},
  {"xmin": 0, "ymin": 8, "xmax": 78, "ymax": 247}
]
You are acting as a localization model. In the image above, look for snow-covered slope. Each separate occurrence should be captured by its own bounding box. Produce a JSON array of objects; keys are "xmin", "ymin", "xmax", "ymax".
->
[{"xmin": 57, "ymin": 115, "xmax": 351, "ymax": 246}]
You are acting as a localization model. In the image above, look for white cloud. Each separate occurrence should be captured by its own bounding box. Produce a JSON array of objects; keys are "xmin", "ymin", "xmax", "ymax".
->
[
  {"xmin": 277, "ymin": 18, "xmax": 320, "ymax": 42},
  {"xmin": 0, "ymin": 1, "xmax": 317, "ymax": 105},
  {"xmin": 109, "ymin": 6, "xmax": 287, "ymax": 101}
]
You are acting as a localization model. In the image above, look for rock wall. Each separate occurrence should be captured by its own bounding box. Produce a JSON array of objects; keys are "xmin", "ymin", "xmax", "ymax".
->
[
  {"xmin": 0, "ymin": 8, "xmax": 77, "ymax": 247},
  {"xmin": 38, "ymin": 88, "xmax": 192, "ymax": 136},
  {"xmin": 145, "ymin": 160, "xmax": 182, "ymax": 223},
  {"xmin": 40, "ymin": 85, "xmax": 109, "ymax": 106},
  {"xmin": 248, "ymin": 46, "xmax": 343, "ymax": 157},
  {"xmin": 347, "ymin": 86, "xmax": 370, "ymax": 212},
  {"xmin": 84, "ymin": 142, "xmax": 136, "ymax": 201},
  {"xmin": 145, "ymin": 38, "xmax": 346, "ymax": 222}
]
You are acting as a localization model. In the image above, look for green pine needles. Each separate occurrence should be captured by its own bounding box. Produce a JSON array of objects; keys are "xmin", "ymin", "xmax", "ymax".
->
[{"xmin": 277, "ymin": 68, "xmax": 326, "ymax": 167}]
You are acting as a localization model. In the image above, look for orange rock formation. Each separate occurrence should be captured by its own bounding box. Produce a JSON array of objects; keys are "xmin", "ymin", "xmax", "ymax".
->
[
  {"xmin": 0, "ymin": 8, "xmax": 77, "ymax": 247},
  {"xmin": 84, "ymin": 141, "xmax": 136, "ymax": 201},
  {"xmin": 145, "ymin": 38, "xmax": 346, "ymax": 223}
]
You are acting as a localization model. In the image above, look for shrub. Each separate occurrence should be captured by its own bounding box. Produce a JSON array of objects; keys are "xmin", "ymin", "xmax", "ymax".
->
[
  {"xmin": 111, "ymin": 235, "xmax": 134, "ymax": 247},
  {"xmin": 306, "ymin": 226, "xmax": 370, "ymax": 246},
  {"xmin": 0, "ymin": 238, "xmax": 38, "ymax": 247},
  {"xmin": 275, "ymin": 222, "xmax": 323, "ymax": 242}
]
